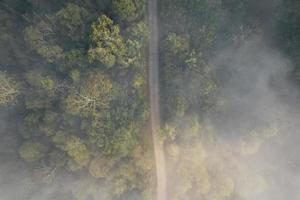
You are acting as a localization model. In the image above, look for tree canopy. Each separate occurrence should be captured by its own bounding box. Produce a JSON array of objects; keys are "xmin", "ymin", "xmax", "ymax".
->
[
  {"xmin": 0, "ymin": 0, "xmax": 299, "ymax": 199},
  {"xmin": 0, "ymin": 72, "xmax": 19, "ymax": 105}
]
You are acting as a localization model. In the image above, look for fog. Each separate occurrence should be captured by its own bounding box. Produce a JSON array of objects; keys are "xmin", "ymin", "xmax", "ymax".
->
[
  {"xmin": 164, "ymin": 37, "xmax": 300, "ymax": 199},
  {"xmin": 0, "ymin": 0, "xmax": 300, "ymax": 200},
  {"xmin": 214, "ymin": 37, "xmax": 300, "ymax": 199}
]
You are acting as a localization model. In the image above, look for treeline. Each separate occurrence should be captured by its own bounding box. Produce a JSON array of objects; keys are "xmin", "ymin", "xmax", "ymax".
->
[
  {"xmin": 0, "ymin": 0, "xmax": 154, "ymax": 199},
  {"xmin": 158, "ymin": 0, "xmax": 300, "ymax": 200},
  {"xmin": 0, "ymin": 0, "xmax": 299, "ymax": 199}
]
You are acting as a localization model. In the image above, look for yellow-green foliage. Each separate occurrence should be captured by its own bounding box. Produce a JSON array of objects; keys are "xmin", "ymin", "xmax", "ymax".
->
[
  {"xmin": 25, "ymin": 70, "xmax": 56, "ymax": 91},
  {"xmin": 165, "ymin": 124, "xmax": 274, "ymax": 200},
  {"xmin": 168, "ymin": 142, "xmax": 211, "ymax": 199},
  {"xmin": 0, "ymin": 72, "xmax": 19, "ymax": 105},
  {"xmin": 36, "ymin": 45, "xmax": 64, "ymax": 63},
  {"xmin": 112, "ymin": 0, "xmax": 146, "ymax": 22},
  {"xmin": 24, "ymin": 25, "xmax": 43, "ymax": 49},
  {"xmin": 132, "ymin": 145, "xmax": 154, "ymax": 172},
  {"xmin": 24, "ymin": 24, "xmax": 64, "ymax": 64},
  {"xmin": 112, "ymin": 0, "xmax": 137, "ymax": 22},
  {"xmin": 88, "ymin": 156, "xmax": 115, "ymax": 178},
  {"xmin": 63, "ymin": 136, "xmax": 90, "ymax": 167},
  {"xmin": 65, "ymin": 70, "xmax": 113, "ymax": 116},
  {"xmin": 19, "ymin": 141, "xmax": 47, "ymax": 162},
  {"xmin": 164, "ymin": 33, "xmax": 190, "ymax": 56},
  {"xmin": 161, "ymin": 122, "xmax": 177, "ymax": 141},
  {"xmin": 108, "ymin": 162, "xmax": 140, "ymax": 197},
  {"xmin": 165, "ymin": 143, "xmax": 180, "ymax": 159},
  {"xmin": 88, "ymin": 15, "xmax": 126, "ymax": 68}
]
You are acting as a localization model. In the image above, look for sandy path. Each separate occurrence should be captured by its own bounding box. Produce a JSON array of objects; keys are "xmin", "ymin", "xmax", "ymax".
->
[{"xmin": 148, "ymin": 0, "xmax": 167, "ymax": 199}]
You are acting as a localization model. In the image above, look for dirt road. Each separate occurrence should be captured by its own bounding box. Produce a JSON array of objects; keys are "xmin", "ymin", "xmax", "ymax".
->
[{"xmin": 148, "ymin": 0, "xmax": 167, "ymax": 199}]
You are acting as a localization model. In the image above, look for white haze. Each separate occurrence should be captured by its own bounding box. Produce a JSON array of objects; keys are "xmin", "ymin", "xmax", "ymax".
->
[
  {"xmin": 213, "ymin": 37, "xmax": 300, "ymax": 200},
  {"xmin": 1, "ymin": 3, "xmax": 300, "ymax": 200},
  {"xmin": 165, "ymin": 36, "xmax": 300, "ymax": 200},
  {"xmin": 1, "ymin": 38, "xmax": 299, "ymax": 200}
]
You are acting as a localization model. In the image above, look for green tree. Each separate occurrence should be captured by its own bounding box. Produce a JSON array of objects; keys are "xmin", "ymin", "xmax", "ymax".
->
[
  {"xmin": 55, "ymin": 3, "xmax": 88, "ymax": 40},
  {"xmin": 112, "ymin": 0, "xmax": 146, "ymax": 22},
  {"xmin": 125, "ymin": 22, "xmax": 148, "ymax": 42},
  {"xmin": 24, "ymin": 22, "xmax": 64, "ymax": 64},
  {"xmin": 65, "ymin": 70, "xmax": 113, "ymax": 117},
  {"xmin": 88, "ymin": 155, "xmax": 115, "ymax": 178},
  {"xmin": 108, "ymin": 161, "xmax": 141, "ymax": 198},
  {"xmin": 19, "ymin": 140, "xmax": 47, "ymax": 162},
  {"xmin": 63, "ymin": 136, "xmax": 90, "ymax": 167},
  {"xmin": 60, "ymin": 49, "xmax": 86, "ymax": 73},
  {"xmin": 103, "ymin": 125, "xmax": 139, "ymax": 158},
  {"xmin": 88, "ymin": 15, "xmax": 126, "ymax": 68},
  {"xmin": 24, "ymin": 70, "xmax": 59, "ymax": 110},
  {"xmin": 0, "ymin": 71, "xmax": 19, "ymax": 105},
  {"xmin": 25, "ymin": 70, "xmax": 56, "ymax": 91},
  {"xmin": 164, "ymin": 33, "xmax": 190, "ymax": 57}
]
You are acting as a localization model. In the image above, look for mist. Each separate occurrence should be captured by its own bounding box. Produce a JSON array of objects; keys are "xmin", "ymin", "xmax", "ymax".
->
[
  {"xmin": 163, "ymin": 27, "xmax": 300, "ymax": 200},
  {"xmin": 159, "ymin": 0, "xmax": 300, "ymax": 198},
  {"xmin": 1, "ymin": 0, "xmax": 300, "ymax": 200}
]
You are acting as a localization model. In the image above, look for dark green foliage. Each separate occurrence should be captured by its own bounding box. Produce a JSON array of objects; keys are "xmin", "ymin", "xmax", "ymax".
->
[
  {"xmin": 1, "ymin": 0, "xmax": 300, "ymax": 199},
  {"xmin": 112, "ymin": 0, "xmax": 146, "ymax": 23},
  {"xmin": 160, "ymin": 32, "xmax": 217, "ymax": 121},
  {"xmin": 276, "ymin": 0, "xmax": 300, "ymax": 79},
  {"xmin": 55, "ymin": 3, "xmax": 88, "ymax": 40},
  {"xmin": 1, "ymin": 1, "xmax": 150, "ymax": 199}
]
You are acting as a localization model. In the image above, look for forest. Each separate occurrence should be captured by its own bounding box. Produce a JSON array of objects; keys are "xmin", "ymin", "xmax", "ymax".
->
[{"xmin": 0, "ymin": 0, "xmax": 299, "ymax": 200}]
